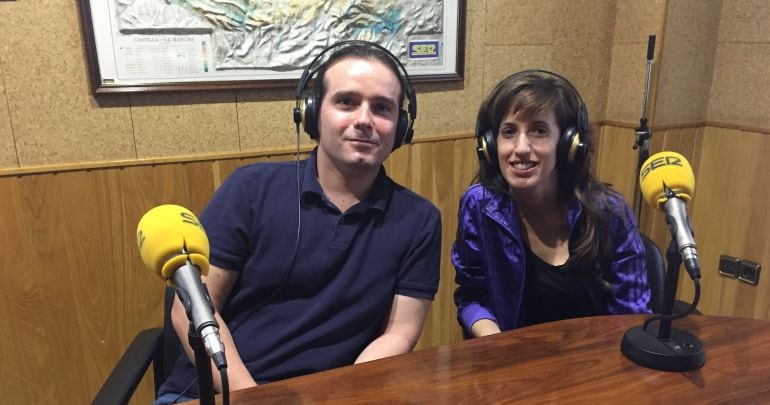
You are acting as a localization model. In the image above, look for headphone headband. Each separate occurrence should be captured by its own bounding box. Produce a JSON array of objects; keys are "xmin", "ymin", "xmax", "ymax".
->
[{"xmin": 293, "ymin": 40, "xmax": 417, "ymax": 148}]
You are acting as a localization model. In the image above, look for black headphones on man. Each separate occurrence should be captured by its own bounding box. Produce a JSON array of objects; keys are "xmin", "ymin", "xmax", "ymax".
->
[
  {"xmin": 475, "ymin": 69, "xmax": 588, "ymax": 170},
  {"xmin": 292, "ymin": 40, "xmax": 418, "ymax": 150}
]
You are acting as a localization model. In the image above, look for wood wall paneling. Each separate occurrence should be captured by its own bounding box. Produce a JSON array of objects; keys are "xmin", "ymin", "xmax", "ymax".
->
[
  {"xmin": 596, "ymin": 124, "xmax": 770, "ymax": 321},
  {"xmin": 595, "ymin": 125, "xmax": 640, "ymax": 205},
  {"xmin": 1, "ymin": 127, "xmax": 768, "ymax": 403},
  {"xmin": 688, "ymin": 127, "xmax": 769, "ymax": 319}
]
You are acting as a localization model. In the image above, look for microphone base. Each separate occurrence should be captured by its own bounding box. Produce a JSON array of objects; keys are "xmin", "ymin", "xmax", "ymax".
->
[{"xmin": 621, "ymin": 325, "xmax": 705, "ymax": 372}]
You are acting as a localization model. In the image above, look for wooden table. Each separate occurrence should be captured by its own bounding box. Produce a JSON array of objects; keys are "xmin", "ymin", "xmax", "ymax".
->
[{"xmin": 214, "ymin": 315, "xmax": 770, "ymax": 404}]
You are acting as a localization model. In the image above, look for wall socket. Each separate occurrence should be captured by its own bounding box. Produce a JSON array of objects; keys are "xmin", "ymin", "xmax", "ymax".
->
[
  {"xmin": 719, "ymin": 255, "xmax": 740, "ymax": 278},
  {"xmin": 719, "ymin": 255, "xmax": 761, "ymax": 285},
  {"xmin": 738, "ymin": 260, "xmax": 761, "ymax": 285}
]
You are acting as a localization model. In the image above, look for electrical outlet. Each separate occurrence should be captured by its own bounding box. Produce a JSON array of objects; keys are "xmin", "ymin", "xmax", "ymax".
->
[
  {"xmin": 738, "ymin": 260, "xmax": 761, "ymax": 285},
  {"xmin": 718, "ymin": 255, "xmax": 740, "ymax": 278}
]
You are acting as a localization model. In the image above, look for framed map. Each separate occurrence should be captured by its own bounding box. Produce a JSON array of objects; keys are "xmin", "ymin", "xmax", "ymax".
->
[{"xmin": 77, "ymin": 0, "xmax": 466, "ymax": 94}]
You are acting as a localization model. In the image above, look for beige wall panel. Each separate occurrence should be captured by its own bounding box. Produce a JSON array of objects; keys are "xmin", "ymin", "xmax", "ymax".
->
[
  {"xmin": 605, "ymin": 42, "xmax": 652, "ymax": 123},
  {"xmin": 236, "ymin": 89, "xmax": 309, "ymax": 150},
  {"xmin": 482, "ymin": 45, "xmax": 553, "ymax": 96},
  {"xmin": 613, "ymin": 0, "xmax": 666, "ymax": 43},
  {"xmin": 707, "ymin": 43, "xmax": 770, "ymax": 128},
  {"xmin": 718, "ymin": 0, "xmax": 770, "ymax": 42},
  {"xmin": 130, "ymin": 92, "xmax": 240, "ymax": 158},
  {"xmin": 0, "ymin": 62, "xmax": 18, "ymax": 167},
  {"xmin": 552, "ymin": 0, "xmax": 616, "ymax": 121},
  {"xmin": 485, "ymin": 0, "xmax": 554, "ymax": 45},
  {"xmin": 413, "ymin": 0, "xmax": 487, "ymax": 138},
  {"xmin": 414, "ymin": 81, "xmax": 480, "ymax": 138},
  {"xmin": 654, "ymin": 0, "xmax": 721, "ymax": 125},
  {"xmin": 0, "ymin": 1, "xmax": 134, "ymax": 167}
]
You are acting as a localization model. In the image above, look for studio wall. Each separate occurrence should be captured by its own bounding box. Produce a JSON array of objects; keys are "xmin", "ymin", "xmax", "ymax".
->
[{"xmin": 0, "ymin": 1, "xmax": 767, "ymax": 404}]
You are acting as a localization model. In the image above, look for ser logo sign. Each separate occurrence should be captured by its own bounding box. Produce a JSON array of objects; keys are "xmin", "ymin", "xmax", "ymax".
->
[
  {"xmin": 180, "ymin": 211, "xmax": 202, "ymax": 228},
  {"xmin": 640, "ymin": 155, "xmax": 683, "ymax": 181},
  {"xmin": 409, "ymin": 40, "xmax": 440, "ymax": 59}
]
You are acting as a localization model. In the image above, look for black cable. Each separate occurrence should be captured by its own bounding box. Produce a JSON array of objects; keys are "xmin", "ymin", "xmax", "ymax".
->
[
  {"xmin": 169, "ymin": 377, "xmax": 197, "ymax": 404},
  {"xmin": 220, "ymin": 367, "xmax": 229, "ymax": 405},
  {"xmin": 643, "ymin": 277, "xmax": 701, "ymax": 332}
]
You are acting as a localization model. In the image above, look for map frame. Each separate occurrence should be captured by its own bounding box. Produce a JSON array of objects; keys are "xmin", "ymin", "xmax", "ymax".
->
[{"xmin": 77, "ymin": 0, "xmax": 466, "ymax": 94}]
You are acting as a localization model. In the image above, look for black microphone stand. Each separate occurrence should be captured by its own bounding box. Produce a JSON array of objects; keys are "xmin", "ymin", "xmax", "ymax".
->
[
  {"xmin": 621, "ymin": 239, "xmax": 705, "ymax": 371},
  {"xmin": 174, "ymin": 250, "xmax": 219, "ymax": 404},
  {"xmin": 632, "ymin": 35, "xmax": 657, "ymax": 223},
  {"xmin": 188, "ymin": 325, "xmax": 217, "ymax": 405}
]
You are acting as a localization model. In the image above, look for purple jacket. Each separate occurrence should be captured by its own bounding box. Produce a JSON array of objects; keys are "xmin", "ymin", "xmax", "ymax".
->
[{"xmin": 452, "ymin": 184, "xmax": 651, "ymax": 333}]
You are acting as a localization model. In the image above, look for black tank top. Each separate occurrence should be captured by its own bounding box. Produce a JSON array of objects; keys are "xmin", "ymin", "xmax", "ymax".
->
[{"xmin": 517, "ymin": 246, "xmax": 598, "ymax": 328}]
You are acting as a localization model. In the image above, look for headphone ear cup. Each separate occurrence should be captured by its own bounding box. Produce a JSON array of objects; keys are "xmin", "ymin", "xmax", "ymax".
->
[
  {"xmin": 303, "ymin": 89, "xmax": 320, "ymax": 140},
  {"xmin": 558, "ymin": 127, "xmax": 586, "ymax": 167},
  {"xmin": 475, "ymin": 127, "xmax": 498, "ymax": 168},
  {"xmin": 484, "ymin": 129, "xmax": 498, "ymax": 168},
  {"xmin": 392, "ymin": 109, "xmax": 409, "ymax": 150}
]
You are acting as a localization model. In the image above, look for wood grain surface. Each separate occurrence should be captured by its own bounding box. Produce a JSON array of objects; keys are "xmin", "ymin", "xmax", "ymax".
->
[{"xmin": 220, "ymin": 315, "xmax": 770, "ymax": 404}]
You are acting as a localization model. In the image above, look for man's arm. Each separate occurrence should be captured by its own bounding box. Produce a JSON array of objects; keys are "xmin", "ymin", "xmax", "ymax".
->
[
  {"xmin": 171, "ymin": 264, "xmax": 257, "ymax": 392},
  {"xmin": 354, "ymin": 294, "xmax": 431, "ymax": 363}
]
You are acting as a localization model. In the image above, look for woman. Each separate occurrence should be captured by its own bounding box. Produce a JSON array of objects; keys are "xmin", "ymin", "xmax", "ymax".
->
[{"xmin": 453, "ymin": 70, "xmax": 650, "ymax": 338}]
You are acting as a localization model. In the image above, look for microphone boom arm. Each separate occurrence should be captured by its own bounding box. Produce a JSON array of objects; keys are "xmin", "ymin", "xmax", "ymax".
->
[{"xmin": 632, "ymin": 35, "xmax": 657, "ymax": 222}]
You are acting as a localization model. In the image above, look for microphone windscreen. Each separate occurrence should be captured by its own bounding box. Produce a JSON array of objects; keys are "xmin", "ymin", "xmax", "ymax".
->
[
  {"xmin": 639, "ymin": 151, "xmax": 695, "ymax": 209},
  {"xmin": 136, "ymin": 204, "xmax": 210, "ymax": 279}
]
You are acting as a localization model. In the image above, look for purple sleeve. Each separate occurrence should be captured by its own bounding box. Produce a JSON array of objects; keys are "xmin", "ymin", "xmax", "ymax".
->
[
  {"xmin": 452, "ymin": 186, "xmax": 498, "ymax": 332},
  {"xmin": 605, "ymin": 195, "xmax": 652, "ymax": 314}
]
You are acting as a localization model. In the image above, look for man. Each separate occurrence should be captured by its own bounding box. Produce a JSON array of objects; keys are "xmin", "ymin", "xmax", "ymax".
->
[{"xmin": 156, "ymin": 41, "xmax": 441, "ymax": 404}]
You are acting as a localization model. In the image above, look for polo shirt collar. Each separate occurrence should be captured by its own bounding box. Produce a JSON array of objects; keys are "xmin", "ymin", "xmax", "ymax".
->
[{"xmin": 300, "ymin": 148, "xmax": 392, "ymax": 215}]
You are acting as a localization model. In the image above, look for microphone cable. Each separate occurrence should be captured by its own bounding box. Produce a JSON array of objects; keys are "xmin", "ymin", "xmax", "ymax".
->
[
  {"xmin": 220, "ymin": 367, "xmax": 230, "ymax": 405},
  {"xmin": 169, "ymin": 364, "xmax": 230, "ymax": 405},
  {"xmin": 643, "ymin": 277, "xmax": 701, "ymax": 332}
]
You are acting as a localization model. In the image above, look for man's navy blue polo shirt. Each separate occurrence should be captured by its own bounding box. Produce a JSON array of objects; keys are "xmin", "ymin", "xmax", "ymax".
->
[{"xmin": 159, "ymin": 149, "xmax": 441, "ymax": 398}]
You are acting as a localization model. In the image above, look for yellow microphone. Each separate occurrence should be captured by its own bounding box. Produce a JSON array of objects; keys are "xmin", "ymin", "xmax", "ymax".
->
[
  {"xmin": 137, "ymin": 204, "xmax": 210, "ymax": 283},
  {"xmin": 639, "ymin": 151, "xmax": 694, "ymax": 209},
  {"xmin": 639, "ymin": 152, "xmax": 700, "ymax": 278},
  {"xmin": 136, "ymin": 204, "xmax": 226, "ymax": 370}
]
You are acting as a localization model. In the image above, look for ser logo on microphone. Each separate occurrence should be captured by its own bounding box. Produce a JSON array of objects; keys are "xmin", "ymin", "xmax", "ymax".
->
[
  {"xmin": 640, "ymin": 155, "xmax": 683, "ymax": 182},
  {"xmin": 136, "ymin": 209, "xmax": 204, "ymax": 253},
  {"xmin": 180, "ymin": 211, "xmax": 203, "ymax": 228},
  {"xmin": 137, "ymin": 230, "xmax": 146, "ymax": 252}
]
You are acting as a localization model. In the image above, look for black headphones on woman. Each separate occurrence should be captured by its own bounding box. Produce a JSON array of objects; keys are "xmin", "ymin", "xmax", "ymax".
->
[
  {"xmin": 475, "ymin": 69, "xmax": 588, "ymax": 170},
  {"xmin": 292, "ymin": 40, "xmax": 417, "ymax": 150}
]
